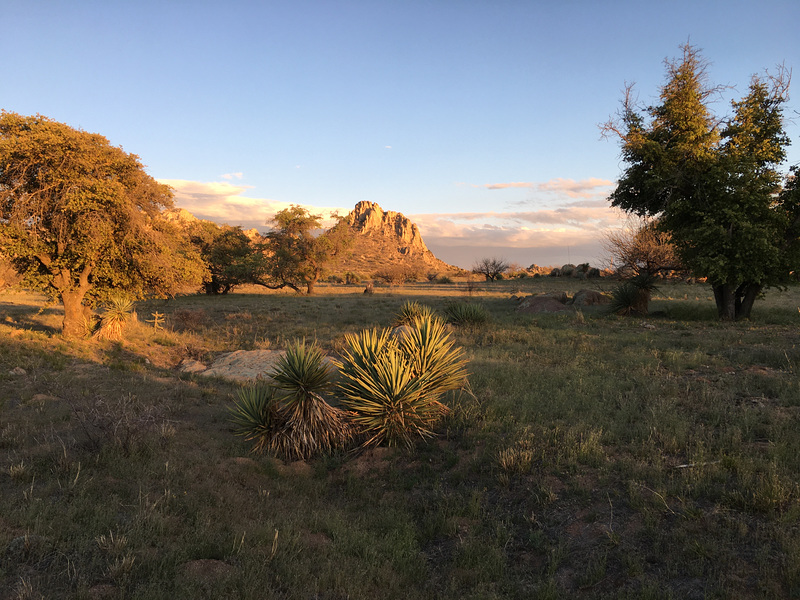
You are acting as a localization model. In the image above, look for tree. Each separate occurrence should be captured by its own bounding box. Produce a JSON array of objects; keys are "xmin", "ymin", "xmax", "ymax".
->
[
  {"xmin": 0, "ymin": 112, "xmax": 206, "ymax": 337},
  {"xmin": 472, "ymin": 257, "xmax": 509, "ymax": 282},
  {"xmin": 602, "ymin": 216, "xmax": 683, "ymax": 277},
  {"xmin": 263, "ymin": 205, "xmax": 351, "ymax": 294},
  {"xmin": 602, "ymin": 45, "xmax": 797, "ymax": 320},
  {"xmin": 187, "ymin": 220, "xmax": 267, "ymax": 294}
]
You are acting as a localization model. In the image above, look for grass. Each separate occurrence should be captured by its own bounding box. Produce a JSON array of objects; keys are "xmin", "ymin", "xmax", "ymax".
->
[{"xmin": 0, "ymin": 279, "xmax": 799, "ymax": 598}]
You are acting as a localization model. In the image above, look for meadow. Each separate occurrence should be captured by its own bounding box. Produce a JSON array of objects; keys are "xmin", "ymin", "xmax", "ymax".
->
[{"xmin": 1, "ymin": 278, "xmax": 799, "ymax": 599}]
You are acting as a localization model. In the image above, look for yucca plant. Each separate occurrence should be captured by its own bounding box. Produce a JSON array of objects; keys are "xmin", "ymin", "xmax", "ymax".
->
[
  {"xmin": 443, "ymin": 301, "xmax": 488, "ymax": 326},
  {"xmin": 94, "ymin": 293, "xmax": 135, "ymax": 341},
  {"xmin": 610, "ymin": 272, "xmax": 659, "ymax": 316},
  {"xmin": 229, "ymin": 385, "xmax": 283, "ymax": 454},
  {"xmin": 400, "ymin": 315, "xmax": 467, "ymax": 397},
  {"xmin": 336, "ymin": 315, "xmax": 468, "ymax": 448},
  {"xmin": 393, "ymin": 300, "xmax": 438, "ymax": 327},
  {"xmin": 268, "ymin": 341, "xmax": 353, "ymax": 460}
]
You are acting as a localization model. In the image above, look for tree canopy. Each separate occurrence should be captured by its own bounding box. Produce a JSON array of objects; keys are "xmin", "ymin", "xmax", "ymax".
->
[
  {"xmin": 0, "ymin": 112, "xmax": 206, "ymax": 336},
  {"xmin": 186, "ymin": 220, "xmax": 267, "ymax": 295},
  {"xmin": 263, "ymin": 206, "xmax": 351, "ymax": 294},
  {"xmin": 602, "ymin": 45, "xmax": 798, "ymax": 320},
  {"xmin": 472, "ymin": 257, "xmax": 509, "ymax": 282}
]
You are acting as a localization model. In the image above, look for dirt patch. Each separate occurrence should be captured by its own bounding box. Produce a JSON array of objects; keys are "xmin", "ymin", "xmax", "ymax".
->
[
  {"xmin": 179, "ymin": 559, "xmax": 235, "ymax": 584},
  {"xmin": 345, "ymin": 447, "xmax": 393, "ymax": 477}
]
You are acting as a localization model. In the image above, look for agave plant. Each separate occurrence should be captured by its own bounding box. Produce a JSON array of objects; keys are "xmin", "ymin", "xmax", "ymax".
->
[
  {"xmin": 94, "ymin": 293, "xmax": 135, "ymax": 341},
  {"xmin": 268, "ymin": 341, "xmax": 353, "ymax": 460},
  {"xmin": 336, "ymin": 315, "xmax": 468, "ymax": 448},
  {"xmin": 393, "ymin": 300, "xmax": 438, "ymax": 327}
]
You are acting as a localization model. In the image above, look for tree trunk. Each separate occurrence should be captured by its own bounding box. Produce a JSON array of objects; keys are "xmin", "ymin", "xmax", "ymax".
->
[
  {"xmin": 735, "ymin": 283, "xmax": 761, "ymax": 320},
  {"xmin": 61, "ymin": 290, "xmax": 90, "ymax": 338},
  {"xmin": 712, "ymin": 284, "xmax": 736, "ymax": 321}
]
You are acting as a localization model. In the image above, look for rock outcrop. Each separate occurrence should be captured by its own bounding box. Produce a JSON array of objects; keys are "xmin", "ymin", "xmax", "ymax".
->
[{"xmin": 329, "ymin": 201, "xmax": 458, "ymax": 277}]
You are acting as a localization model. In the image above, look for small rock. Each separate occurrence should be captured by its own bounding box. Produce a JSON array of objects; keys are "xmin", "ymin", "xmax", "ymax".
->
[
  {"xmin": 9, "ymin": 367, "xmax": 26, "ymax": 376},
  {"xmin": 179, "ymin": 358, "xmax": 207, "ymax": 374},
  {"xmin": 642, "ymin": 322, "xmax": 656, "ymax": 330}
]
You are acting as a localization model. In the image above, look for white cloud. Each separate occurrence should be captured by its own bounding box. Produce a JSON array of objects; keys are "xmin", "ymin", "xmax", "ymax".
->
[
  {"xmin": 478, "ymin": 177, "xmax": 614, "ymax": 198},
  {"xmin": 409, "ymin": 200, "xmax": 626, "ymax": 266},
  {"xmin": 158, "ymin": 179, "xmax": 348, "ymax": 230},
  {"xmin": 481, "ymin": 182, "xmax": 536, "ymax": 190},
  {"xmin": 220, "ymin": 172, "xmax": 244, "ymax": 180}
]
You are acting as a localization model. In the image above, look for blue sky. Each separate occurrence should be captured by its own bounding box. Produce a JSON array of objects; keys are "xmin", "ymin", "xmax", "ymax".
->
[{"xmin": 4, "ymin": 1, "xmax": 799, "ymax": 268}]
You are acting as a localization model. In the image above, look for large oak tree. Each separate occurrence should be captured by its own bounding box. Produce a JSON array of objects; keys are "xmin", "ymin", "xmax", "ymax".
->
[
  {"xmin": 603, "ymin": 45, "xmax": 798, "ymax": 320},
  {"xmin": 0, "ymin": 112, "xmax": 206, "ymax": 337}
]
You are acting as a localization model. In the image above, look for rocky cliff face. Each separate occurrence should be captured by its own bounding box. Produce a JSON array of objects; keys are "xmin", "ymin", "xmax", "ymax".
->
[
  {"xmin": 345, "ymin": 201, "xmax": 429, "ymax": 256},
  {"xmin": 331, "ymin": 201, "xmax": 457, "ymax": 276}
]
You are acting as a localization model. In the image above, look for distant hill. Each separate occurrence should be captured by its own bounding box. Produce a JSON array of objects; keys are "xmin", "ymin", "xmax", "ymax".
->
[{"xmin": 328, "ymin": 201, "xmax": 460, "ymax": 278}]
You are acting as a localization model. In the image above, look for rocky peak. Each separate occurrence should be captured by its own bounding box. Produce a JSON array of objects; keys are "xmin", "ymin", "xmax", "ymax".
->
[
  {"xmin": 329, "ymin": 201, "xmax": 458, "ymax": 276},
  {"xmin": 346, "ymin": 201, "xmax": 427, "ymax": 255}
]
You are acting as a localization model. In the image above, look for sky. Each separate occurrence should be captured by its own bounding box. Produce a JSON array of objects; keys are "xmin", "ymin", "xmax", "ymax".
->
[{"xmin": 3, "ymin": 0, "xmax": 799, "ymax": 269}]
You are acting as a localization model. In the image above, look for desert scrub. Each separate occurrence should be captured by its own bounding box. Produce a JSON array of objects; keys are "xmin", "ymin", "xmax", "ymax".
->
[{"xmin": 336, "ymin": 314, "xmax": 468, "ymax": 447}]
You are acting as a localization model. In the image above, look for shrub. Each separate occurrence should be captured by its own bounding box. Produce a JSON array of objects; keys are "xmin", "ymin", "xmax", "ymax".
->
[
  {"xmin": 335, "ymin": 315, "xmax": 468, "ymax": 448},
  {"xmin": 437, "ymin": 275, "xmax": 453, "ymax": 284},
  {"xmin": 444, "ymin": 302, "xmax": 488, "ymax": 326}
]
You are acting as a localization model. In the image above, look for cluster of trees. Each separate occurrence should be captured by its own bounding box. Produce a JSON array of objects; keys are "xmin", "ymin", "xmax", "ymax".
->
[
  {"xmin": 603, "ymin": 44, "xmax": 799, "ymax": 320},
  {"xmin": 0, "ymin": 112, "xmax": 351, "ymax": 337}
]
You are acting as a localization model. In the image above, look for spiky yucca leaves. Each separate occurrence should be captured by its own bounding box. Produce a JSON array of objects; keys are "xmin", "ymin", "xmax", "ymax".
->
[
  {"xmin": 94, "ymin": 293, "xmax": 135, "ymax": 341},
  {"xmin": 336, "ymin": 315, "xmax": 468, "ymax": 448},
  {"xmin": 611, "ymin": 272, "xmax": 659, "ymax": 316},
  {"xmin": 337, "ymin": 344, "xmax": 438, "ymax": 447},
  {"xmin": 443, "ymin": 302, "xmax": 489, "ymax": 326},
  {"xmin": 269, "ymin": 341, "xmax": 353, "ymax": 461},
  {"xmin": 400, "ymin": 315, "xmax": 467, "ymax": 397},
  {"xmin": 393, "ymin": 300, "xmax": 438, "ymax": 327},
  {"xmin": 229, "ymin": 385, "xmax": 283, "ymax": 454}
]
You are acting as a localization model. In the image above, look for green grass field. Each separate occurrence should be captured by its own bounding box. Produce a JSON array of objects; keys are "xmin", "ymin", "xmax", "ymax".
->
[{"xmin": 1, "ymin": 279, "xmax": 799, "ymax": 599}]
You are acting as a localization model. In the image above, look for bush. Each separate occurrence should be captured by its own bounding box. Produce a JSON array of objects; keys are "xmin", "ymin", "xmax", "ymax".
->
[
  {"xmin": 437, "ymin": 275, "xmax": 454, "ymax": 284},
  {"xmin": 335, "ymin": 315, "xmax": 468, "ymax": 448}
]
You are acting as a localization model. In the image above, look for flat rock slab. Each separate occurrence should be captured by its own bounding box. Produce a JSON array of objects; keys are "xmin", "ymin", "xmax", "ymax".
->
[
  {"xmin": 516, "ymin": 295, "xmax": 574, "ymax": 313},
  {"xmin": 180, "ymin": 349, "xmax": 286, "ymax": 382}
]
